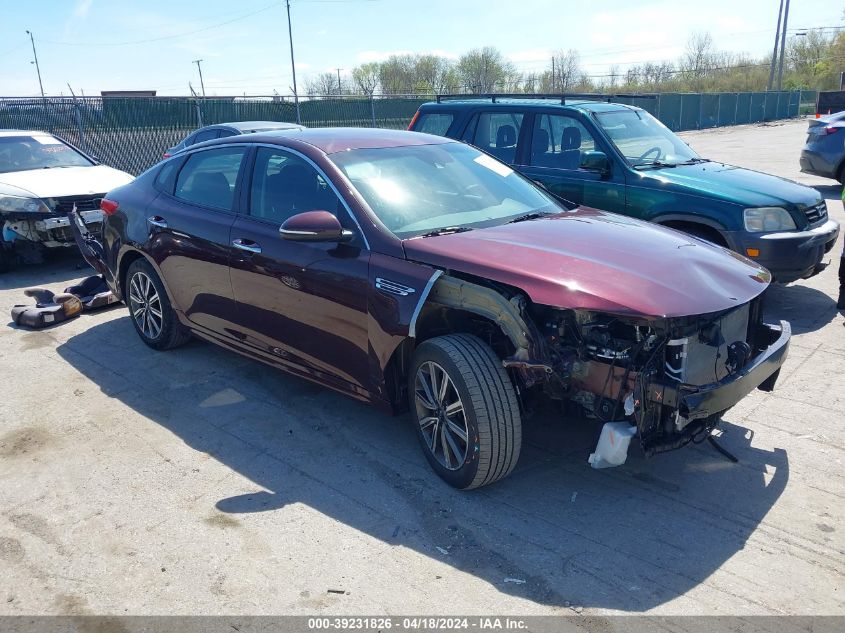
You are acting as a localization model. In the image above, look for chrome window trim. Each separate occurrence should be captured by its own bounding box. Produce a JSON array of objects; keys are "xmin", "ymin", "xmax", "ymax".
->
[
  {"xmin": 189, "ymin": 141, "xmax": 371, "ymax": 250},
  {"xmin": 409, "ymin": 269, "xmax": 444, "ymax": 338}
]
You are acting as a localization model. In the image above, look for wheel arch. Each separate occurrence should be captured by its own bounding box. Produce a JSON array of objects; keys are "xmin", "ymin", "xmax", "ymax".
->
[
  {"xmin": 652, "ymin": 214, "xmax": 731, "ymax": 248},
  {"xmin": 382, "ymin": 272, "xmax": 547, "ymax": 412},
  {"xmin": 116, "ymin": 248, "xmax": 177, "ymax": 307}
]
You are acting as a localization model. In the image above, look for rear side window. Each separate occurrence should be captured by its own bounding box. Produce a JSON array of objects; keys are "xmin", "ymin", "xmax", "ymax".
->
[
  {"xmin": 414, "ymin": 113, "xmax": 454, "ymax": 137},
  {"xmin": 465, "ymin": 112, "xmax": 524, "ymax": 164},
  {"xmin": 174, "ymin": 147, "xmax": 246, "ymax": 211},
  {"xmin": 188, "ymin": 129, "xmax": 219, "ymax": 146},
  {"xmin": 530, "ymin": 114, "xmax": 596, "ymax": 170},
  {"xmin": 154, "ymin": 159, "xmax": 180, "ymax": 193}
]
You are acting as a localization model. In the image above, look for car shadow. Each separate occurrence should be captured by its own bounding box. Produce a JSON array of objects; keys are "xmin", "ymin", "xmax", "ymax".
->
[
  {"xmin": 0, "ymin": 250, "xmax": 93, "ymax": 292},
  {"xmin": 55, "ymin": 315, "xmax": 789, "ymax": 611},
  {"xmin": 763, "ymin": 282, "xmax": 838, "ymax": 334}
]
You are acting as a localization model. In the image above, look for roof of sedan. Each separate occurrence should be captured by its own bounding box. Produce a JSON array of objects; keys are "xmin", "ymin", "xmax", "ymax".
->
[
  {"xmin": 247, "ymin": 127, "xmax": 454, "ymax": 153},
  {"xmin": 0, "ymin": 130, "xmax": 54, "ymax": 137},
  {"xmin": 220, "ymin": 121, "xmax": 303, "ymax": 131}
]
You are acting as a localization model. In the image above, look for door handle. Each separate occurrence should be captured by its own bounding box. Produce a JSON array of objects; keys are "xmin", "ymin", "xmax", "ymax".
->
[
  {"xmin": 147, "ymin": 215, "xmax": 168, "ymax": 228},
  {"xmin": 232, "ymin": 238, "xmax": 262, "ymax": 254}
]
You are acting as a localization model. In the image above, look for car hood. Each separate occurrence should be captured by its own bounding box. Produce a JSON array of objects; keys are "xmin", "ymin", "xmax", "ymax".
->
[
  {"xmin": 638, "ymin": 161, "xmax": 821, "ymax": 210},
  {"xmin": 403, "ymin": 208, "xmax": 771, "ymax": 318},
  {"xmin": 0, "ymin": 165, "xmax": 134, "ymax": 199}
]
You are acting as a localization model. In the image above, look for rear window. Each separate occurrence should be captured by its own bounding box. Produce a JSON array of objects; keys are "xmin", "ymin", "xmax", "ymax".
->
[{"xmin": 414, "ymin": 113, "xmax": 454, "ymax": 137}]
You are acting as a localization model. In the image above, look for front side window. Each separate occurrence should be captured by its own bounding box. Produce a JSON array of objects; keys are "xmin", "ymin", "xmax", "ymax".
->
[
  {"xmin": 174, "ymin": 147, "xmax": 246, "ymax": 211},
  {"xmin": 330, "ymin": 141, "xmax": 560, "ymax": 239},
  {"xmin": 415, "ymin": 113, "xmax": 454, "ymax": 137},
  {"xmin": 249, "ymin": 147, "xmax": 341, "ymax": 225},
  {"xmin": 0, "ymin": 135, "xmax": 93, "ymax": 173},
  {"xmin": 467, "ymin": 112, "xmax": 524, "ymax": 164},
  {"xmin": 530, "ymin": 114, "xmax": 597, "ymax": 170},
  {"xmin": 595, "ymin": 109, "xmax": 699, "ymax": 167}
]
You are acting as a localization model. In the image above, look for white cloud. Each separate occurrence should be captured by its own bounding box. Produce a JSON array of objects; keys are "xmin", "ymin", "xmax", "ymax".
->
[
  {"xmin": 508, "ymin": 48, "xmax": 553, "ymax": 64},
  {"xmin": 355, "ymin": 49, "xmax": 460, "ymax": 64},
  {"xmin": 355, "ymin": 50, "xmax": 414, "ymax": 63},
  {"xmin": 74, "ymin": 0, "xmax": 93, "ymax": 19}
]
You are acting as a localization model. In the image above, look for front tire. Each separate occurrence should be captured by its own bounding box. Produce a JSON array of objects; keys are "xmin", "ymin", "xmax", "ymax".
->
[
  {"xmin": 409, "ymin": 334, "xmax": 522, "ymax": 489},
  {"xmin": 125, "ymin": 258, "xmax": 190, "ymax": 350}
]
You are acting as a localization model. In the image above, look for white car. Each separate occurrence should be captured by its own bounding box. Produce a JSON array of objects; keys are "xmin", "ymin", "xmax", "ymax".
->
[{"xmin": 0, "ymin": 130, "xmax": 134, "ymax": 268}]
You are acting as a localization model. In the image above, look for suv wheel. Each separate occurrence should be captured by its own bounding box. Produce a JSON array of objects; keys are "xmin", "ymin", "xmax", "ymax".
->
[
  {"xmin": 409, "ymin": 334, "xmax": 522, "ymax": 489},
  {"xmin": 125, "ymin": 258, "xmax": 191, "ymax": 350}
]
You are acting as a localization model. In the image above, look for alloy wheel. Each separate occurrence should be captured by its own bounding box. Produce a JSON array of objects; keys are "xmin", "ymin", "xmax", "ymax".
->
[
  {"xmin": 414, "ymin": 361, "xmax": 469, "ymax": 470},
  {"xmin": 128, "ymin": 271, "xmax": 163, "ymax": 340}
]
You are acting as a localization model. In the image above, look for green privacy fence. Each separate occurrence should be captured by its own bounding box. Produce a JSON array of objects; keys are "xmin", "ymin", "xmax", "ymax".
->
[{"xmin": 0, "ymin": 91, "xmax": 812, "ymax": 175}]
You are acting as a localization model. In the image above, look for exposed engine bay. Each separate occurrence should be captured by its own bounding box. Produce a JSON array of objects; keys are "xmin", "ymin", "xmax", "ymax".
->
[
  {"xmin": 531, "ymin": 301, "xmax": 768, "ymax": 457},
  {"xmin": 419, "ymin": 273, "xmax": 789, "ymax": 464}
]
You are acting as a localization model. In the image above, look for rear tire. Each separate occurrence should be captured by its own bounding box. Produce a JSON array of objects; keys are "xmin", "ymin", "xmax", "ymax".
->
[
  {"xmin": 125, "ymin": 258, "xmax": 191, "ymax": 350},
  {"xmin": 409, "ymin": 334, "xmax": 522, "ymax": 489}
]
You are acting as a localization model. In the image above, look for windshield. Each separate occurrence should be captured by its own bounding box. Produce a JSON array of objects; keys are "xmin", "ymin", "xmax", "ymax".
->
[
  {"xmin": 0, "ymin": 135, "xmax": 94, "ymax": 173},
  {"xmin": 329, "ymin": 142, "xmax": 560, "ymax": 238},
  {"xmin": 595, "ymin": 109, "xmax": 700, "ymax": 167}
]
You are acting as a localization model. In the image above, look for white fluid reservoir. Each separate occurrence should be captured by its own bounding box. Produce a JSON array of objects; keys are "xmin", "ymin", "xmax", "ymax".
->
[{"xmin": 588, "ymin": 422, "xmax": 638, "ymax": 469}]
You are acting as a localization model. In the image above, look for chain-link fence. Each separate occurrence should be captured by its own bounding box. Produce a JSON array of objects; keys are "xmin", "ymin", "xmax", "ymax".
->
[{"xmin": 0, "ymin": 91, "xmax": 808, "ymax": 175}]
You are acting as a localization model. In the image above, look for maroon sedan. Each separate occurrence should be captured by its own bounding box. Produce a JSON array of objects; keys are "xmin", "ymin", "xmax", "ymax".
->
[{"xmin": 71, "ymin": 128, "xmax": 789, "ymax": 489}]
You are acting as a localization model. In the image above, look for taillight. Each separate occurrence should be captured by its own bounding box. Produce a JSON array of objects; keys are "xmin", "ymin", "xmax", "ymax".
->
[
  {"xmin": 100, "ymin": 198, "xmax": 119, "ymax": 215},
  {"xmin": 824, "ymin": 126, "xmax": 839, "ymax": 135},
  {"xmin": 407, "ymin": 110, "xmax": 420, "ymax": 130},
  {"xmin": 163, "ymin": 152, "xmax": 171, "ymax": 158}
]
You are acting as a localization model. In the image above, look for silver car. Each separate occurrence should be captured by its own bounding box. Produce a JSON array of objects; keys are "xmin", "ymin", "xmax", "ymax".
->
[
  {"xmin": 163, "ymin": 121, "xmax": 305, "ymax": 158},
  {"xmin": 800, "ymin": 111, "xmax": 845, "ymax": 183}
]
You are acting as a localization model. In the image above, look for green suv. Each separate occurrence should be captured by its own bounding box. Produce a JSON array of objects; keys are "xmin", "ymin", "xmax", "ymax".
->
[{"xmin": 409, "ymin": 97, "xmax": 839, "ymax": 283}]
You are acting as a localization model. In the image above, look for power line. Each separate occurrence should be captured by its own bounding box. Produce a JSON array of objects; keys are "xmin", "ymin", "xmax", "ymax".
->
[{"xmin": 37, "ymin": 2, "xmax": 278, "ymax": 47}]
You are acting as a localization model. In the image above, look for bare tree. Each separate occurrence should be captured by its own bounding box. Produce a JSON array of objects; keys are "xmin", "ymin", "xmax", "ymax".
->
[
  {"xmin": 606, "ymin": 64, "xmax": 621, "ymax": 91},
  {"xmin": 352, "ymin": 62, "xmax": 380, "ymax": 95},
  {"xmin": 414, "ymin": 55, "xmax": 455, "ymax": 93},
  {"xmin": 378, "ymin": 55, "xmax": 416, "ymax": 94},
  {"xmin": 306, "ymin": 72, "xmax": 339, "ymax": 96},
  {"xmin": 456, "ymin": 47, "xmax": 516, "ymax": 93},
  {"xmin": 550, "ymin": 49, "xmax": 582, "ymax": 91},
  {"xmin": 680, "ymin": 32, "xmax": 716, "ymax": 90}
]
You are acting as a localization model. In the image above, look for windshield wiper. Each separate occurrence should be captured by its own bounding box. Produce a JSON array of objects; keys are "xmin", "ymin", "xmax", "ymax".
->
[
  {"xmin": 633, "ymin": 160, "xmax": 678, "ymax": 170},
  {"xmin": 418, "ymin": 226, "xmax": 474, "ymax": 238},
  {"xmin": 506, "ymin": 212, "xmax": 551, "ymax": 224},
  {"xmin": 677, "ymin": 157, "xmax": 709, "ymax": 165}
]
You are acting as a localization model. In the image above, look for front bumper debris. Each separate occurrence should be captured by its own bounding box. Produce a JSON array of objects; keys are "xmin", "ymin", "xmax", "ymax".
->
[
  {"xmin": 647, "ymin": 320, "xmax": 790, "ymax": 421},
  {"xmin": 36, "ymin": 209, "xmax": 103, "ymax": 232}
]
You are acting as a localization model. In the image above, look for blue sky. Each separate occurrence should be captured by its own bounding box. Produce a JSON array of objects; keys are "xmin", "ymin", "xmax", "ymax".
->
[{"xmin": 0, "ymin": 0, "xmax": 842, "ymax": 96}]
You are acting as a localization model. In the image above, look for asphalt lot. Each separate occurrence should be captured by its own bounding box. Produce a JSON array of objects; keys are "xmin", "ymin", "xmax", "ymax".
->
[{"xmin": 0, "ymin": 118, "xmax": 842, "ymax": 616}]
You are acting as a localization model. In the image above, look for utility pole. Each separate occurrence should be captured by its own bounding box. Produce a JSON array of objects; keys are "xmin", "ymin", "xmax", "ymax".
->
[
  {"xmin": 25, "ymin": 30, "xmax": 45, "ymax": 98},
  {"xmin": 336, "ymin": 68, "xmax": 343, "ymax": 95},
  {"xmin": 776, "ymin": 0, "xmax": 790, "ymax": 90},
  {"xmin": 285, "ymin": 0, "xmax": 301, "ymax": 124},
  {"xmin": 551, "ymin": 57, "xmax": 556, "ymax": 92},
  {"xmin": 193, "ymin": 59, "xmax": 206, "ymax": 97},
  {"xmin": 766, "ymin": 0, "xmax": 784, "ymax": 91}
]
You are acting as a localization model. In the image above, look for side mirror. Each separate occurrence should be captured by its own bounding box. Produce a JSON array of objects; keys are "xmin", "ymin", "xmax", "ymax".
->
[
  {"xmin": 580, "ymin": 150, "xmax": 610, "ymax": 174},
  {"xmin": 280, "ymin": 210, "xmax": 354, "ymax": 243}
]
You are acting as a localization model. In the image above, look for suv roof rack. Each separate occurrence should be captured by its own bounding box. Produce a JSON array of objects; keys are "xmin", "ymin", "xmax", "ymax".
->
[{"xmin": 434, "ymin": 93, "xmax": 657, "ymax": 104}]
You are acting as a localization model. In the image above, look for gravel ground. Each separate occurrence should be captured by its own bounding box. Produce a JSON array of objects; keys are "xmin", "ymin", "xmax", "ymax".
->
[{"xmin": 0, "ymin": 117, "xmax": 842, "ymax": 616}]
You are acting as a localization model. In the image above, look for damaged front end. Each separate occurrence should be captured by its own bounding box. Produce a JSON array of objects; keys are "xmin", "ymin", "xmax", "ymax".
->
[
  {"xmin": 514, "ymin": 296, "xmax": 789, "ymax": 465},
  {"xmin": 1, "ymin": 195, "xmax": 106, "ymax": 264}
]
